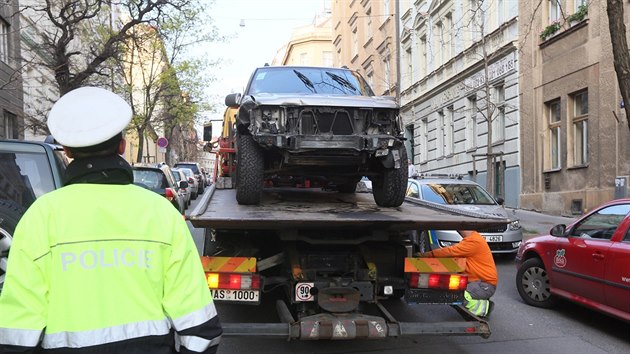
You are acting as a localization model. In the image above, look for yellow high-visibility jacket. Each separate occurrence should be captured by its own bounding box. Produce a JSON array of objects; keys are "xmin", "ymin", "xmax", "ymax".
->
[{"xmin": 0, "ymin": 183, "xmax": 222, "ymax": 353}]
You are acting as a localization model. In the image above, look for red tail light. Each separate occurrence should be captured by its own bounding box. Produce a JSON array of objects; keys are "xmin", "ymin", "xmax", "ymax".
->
[
  {"xmin": 409, "ymin": 273, "xmax": 467, "ymax": 290},
  {"xmin": 188, "ymin": 177, "xmax": 195, "ymax": 183},
  {"xmin": 164, "ymin": 188, "xmax": 175, "ymax": 201},
  {"xmin": 206, "ymin": 273, "xmax": 260, "ymax": 290}
]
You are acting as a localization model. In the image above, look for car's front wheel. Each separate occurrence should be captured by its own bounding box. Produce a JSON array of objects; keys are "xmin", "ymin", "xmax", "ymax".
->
[
  {"xmin": 516, "ymin": 258, "xmax": 556, "ymax": 308},
  {"xmin": 372, "ymin": 149, "xmax": 408, "ymax": 207},
  {"xmin": 236, "ymin": 133, "xmax": 264, "ymax": 205}
]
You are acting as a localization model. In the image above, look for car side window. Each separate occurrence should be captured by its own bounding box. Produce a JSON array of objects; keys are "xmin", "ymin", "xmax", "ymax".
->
[
  {"xmin": 406, "ymin": 182, "xmax": 419, "ymax": 198},
  {"xmin": 570, "ymin": 204, "xmax": 630, "ymax": 240},
  {"xmin": 625, "ymin": 228, "xmax": 630, "ymax": 242}
]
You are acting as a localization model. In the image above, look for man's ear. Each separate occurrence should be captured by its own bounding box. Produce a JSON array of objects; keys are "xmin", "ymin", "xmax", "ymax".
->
[
  {"xmin": 117, "ymin": 138, "xmax": 126, "ymax": 155},
  {"xmin": 63, "ymin": 146, "xmax": 73, "ymax": 158}
]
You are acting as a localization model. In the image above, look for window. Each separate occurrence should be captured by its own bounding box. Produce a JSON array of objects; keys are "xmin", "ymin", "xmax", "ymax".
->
[
  {"xmin": 383, "ymin": 55, "xmax": 391, "ymax": 90},
  {"xmin": 446, "ymin": 13, "xmax": 454, "ymax": 60},
  {"xmin": 420, "ymin": 117, "xmax": 428, "ymax": 161},
  {"xmin": 0, "ymin": 19, "xmax": 8, "ymax": 63},
  {"xmin": 438, "ymin": 110, "xmax": 445, "ymax": 157},
  {"xmin": 405, "ymin": 47, "xmax": 412, "ymax": 87},
  {"xmin": 466, "ymin": 96, "xmax": 478, "ymax": 150},
  {"xmin": 405, "ymin": 124, "xmax": 414, "ymax": 162},
  {"xmin": 571, "ymin": 90, "xmax": 588, "ymax": 166},
  {"xmin": 352, "ymin": 28, "xmax": 358, "ymax": 57},
  {"xmin": 300, "ymin": 53, "xmax": 308, "ymax": 65},
  {"xmin": 547, "ymin": 99, "xmax": 561, "ymax": 170},
  {"xmin": 497, "ymin": 0, "xmax": 505, "ymax": 25},
  {"xmin": 366, "ymin": 8, "xmax": 373, "ymax": 39},
  {"xmin": 322, "ymin": 51, "xmax": 333, "ymax": 67},
  {"xmin": 420, "ymin": 36, "xmax": 427, "ymax": 77},
  {"xmin": 493, "ymin": 85, "xmax": 505, "ymax": 142},
  {"xmin": 470, "ymin": 0, "xmax": 481, "ymax": 42},
  {"xmin": 406, "ymin": 181, "xmax": 420, "ymax": 198},
  {"xmin": 549, "ymin": 0, "xmax": 561, "ymax": 23},
  {"xmin": 3, "ymin": 111, "xmax": 18, "ymax": 139},
  {"xmin": 383, "ymin": 0, "xmax": 390, "ymax": 18},
  {"xmin": 575, "ymin": 0, "xmax": 587, "ymax": 9},
  {"xmin": 336, "ymin": 48, "xmax": 342, "ymax": 66},
  {"xmin": 437, "ymin": 22, "xmax": 445, "ymax": 65},
  {"xmin": 446, "ymin": 105, "xmax": 454, "ymax": 155},
  {"xmin": 570, "ymin": 204, "xmax": 630, "ymax": 240}
]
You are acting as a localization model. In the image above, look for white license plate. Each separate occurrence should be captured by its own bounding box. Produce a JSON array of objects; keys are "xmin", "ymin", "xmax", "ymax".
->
[
  {"xmin": 484, "ymin": 235, "xmax": 503, "ymax": 242},
  {"xmin": 210, "ymin": 289, "xmax": 259, "ymax": 302}
]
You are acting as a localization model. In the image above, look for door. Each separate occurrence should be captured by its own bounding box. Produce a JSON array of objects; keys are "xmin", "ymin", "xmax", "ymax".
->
[
  {"xmin": 551, "ymin": 204, "xmax": 630, "ymax": 305},
  {"xmin": 603, "ymin": 225, "xmax": 630, "ymax": 319}
]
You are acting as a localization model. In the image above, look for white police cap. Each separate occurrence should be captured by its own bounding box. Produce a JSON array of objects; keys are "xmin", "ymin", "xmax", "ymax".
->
[{"xmin": 47, "ymin": 86, "xmax": 132, "ymax": 148}]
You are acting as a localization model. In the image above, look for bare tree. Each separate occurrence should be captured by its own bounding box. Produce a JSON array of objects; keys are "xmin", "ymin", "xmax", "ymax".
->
[{"xmin": 606, "ymin": 0, "xmax": 630, "ymax": 129}]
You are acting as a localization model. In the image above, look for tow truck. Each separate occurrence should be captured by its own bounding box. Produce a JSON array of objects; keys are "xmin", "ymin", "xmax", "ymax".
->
[{"xmin": 187, "ymin": 184, "xmax": 507, "ymax": 340}]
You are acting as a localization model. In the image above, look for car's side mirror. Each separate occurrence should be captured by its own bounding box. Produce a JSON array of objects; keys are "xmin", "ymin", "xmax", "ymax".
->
[
  {"xmin": 496, "ymin": 197, "xmax": 504, "ymax": 205},
  {"xmin": 550, "ymin": 224, "xmax": 567, "ymax": 236},
  {"xmin": 225, "ymin": 93, "xmax": 241, "ymax": 107},
  {"xmin": 179, "ymin": 180, "xmax": 189, "ymax": 189}
]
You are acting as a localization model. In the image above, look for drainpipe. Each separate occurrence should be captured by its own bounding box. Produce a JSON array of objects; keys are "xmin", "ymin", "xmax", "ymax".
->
[{"xmin": 395, "ymin": 0, "xmax": 401, "ymax": 103}]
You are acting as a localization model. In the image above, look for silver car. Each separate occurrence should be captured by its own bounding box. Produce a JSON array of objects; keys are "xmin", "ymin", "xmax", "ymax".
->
[{"xmin": 406, "ymin": 177, "xmax": 522, "ymax": 255}]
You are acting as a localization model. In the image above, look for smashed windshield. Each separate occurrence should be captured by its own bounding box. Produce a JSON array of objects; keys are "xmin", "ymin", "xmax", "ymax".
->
[{"xmin": 247, "ymin": 67, "xmax": 375, "ymax": 96}]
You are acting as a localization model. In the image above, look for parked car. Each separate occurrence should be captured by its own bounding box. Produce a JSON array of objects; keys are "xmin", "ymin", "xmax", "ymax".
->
[
  {"xmin": 515, "ymin": 199, "xmax": 630, "ymax": 323},
  {"xmin": 406, "ymin": 176, "xmax": 522, "ymax": 254},
  {"xmin": 0, "ymin": 138, "xmax": 67, "ymax": 291},
  {"xmin": 132, "ymin": 164, "xmax": 187, "ymax": 215},
  {"xmin": 225, "ymin": 65, "xmax": 407, "ymax": 206},
  {"xmin": 171, "ymin": 168, "xmax": 191, "ymax": 208},
  {"xmin": 177, "ymin": 167, "xmax": 199, "ymax": 199},
  {"xmin": 173, "ymin": 161, "xmax": 205, "ymax": 194}
]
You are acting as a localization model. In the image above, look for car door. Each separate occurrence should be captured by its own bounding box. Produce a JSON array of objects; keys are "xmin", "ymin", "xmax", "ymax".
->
[
  {"xmin": 551, "ymin": 204, "xmax": 630, "ymax": 305},
  {"xmin": 603, "ymin": 220, "xmax": 630, "ymax": 319}
]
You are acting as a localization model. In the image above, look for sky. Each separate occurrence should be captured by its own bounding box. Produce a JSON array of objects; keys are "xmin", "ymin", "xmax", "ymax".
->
[{"xmin": 201, "ymin": 0, "xmax": 330, "ymax": 131}]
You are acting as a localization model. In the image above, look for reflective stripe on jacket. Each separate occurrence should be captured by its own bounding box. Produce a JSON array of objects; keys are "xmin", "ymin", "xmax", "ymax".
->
[{"xmin": 0, "ymin": 184, "xmax": 222, "ymax": 353}]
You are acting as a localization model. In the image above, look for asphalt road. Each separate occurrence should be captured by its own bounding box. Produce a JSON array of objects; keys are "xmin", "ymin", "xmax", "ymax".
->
[{"xmin": 186, "ymin": 193, "xmax": 630, "ymax": 354}]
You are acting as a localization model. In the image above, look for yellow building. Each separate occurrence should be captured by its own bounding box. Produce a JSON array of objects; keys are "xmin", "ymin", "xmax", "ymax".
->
[{"xmin": 274, "ymin": 13, "xmax": 334, "ymax": 66}]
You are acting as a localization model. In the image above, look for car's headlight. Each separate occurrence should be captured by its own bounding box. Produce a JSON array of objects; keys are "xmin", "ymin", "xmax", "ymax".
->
[{"xmin": 509, "ymin": 220, "xmax": 521, "ymax": 230}]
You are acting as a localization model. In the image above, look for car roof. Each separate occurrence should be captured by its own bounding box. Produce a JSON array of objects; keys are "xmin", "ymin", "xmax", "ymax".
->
[
  {"xmin": 256, "ymin": 65, "xmax": 354, "ymax": 72},
  {"xmin": 409, "ymin": 177, "xmax": 481, "ymax": 186}
]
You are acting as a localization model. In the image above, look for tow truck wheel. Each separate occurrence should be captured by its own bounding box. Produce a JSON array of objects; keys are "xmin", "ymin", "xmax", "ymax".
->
[
  {"xmin": 236, "ymin": 134, "xmax": 264, "ymax": 205},
  {"xmin": 516, "ymin": 258, "xmax": 556, "ymax": 308},
  {"xmin": 373, "ymin": 149, "xmax": 407, "ymax": 207},
  {"xmin": 0, "ymin": 200, "xmax": 24, "ymax": 292}
]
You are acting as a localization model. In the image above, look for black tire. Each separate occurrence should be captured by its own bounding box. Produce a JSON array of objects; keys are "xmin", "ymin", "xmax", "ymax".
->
[
  {"xmin": 373, "ymin": 149, "xmax": 408, "ymax": 207},
  {"xmin": 236, "ymin": 133, "xmax": 264, "ymax": 205},
  {"xmin": 418, "ymin": 230, "xmax": 432, "ymax": 254},
  {"xmin": 0, "ymin": 200, "xmax": 25, "ymax": 292},
  {"xmin": 337, "ymin": 177, "xmax": 361, "ymax": 193},
  {"xmin": 516, "ymin": 258, "xmax": 556, "ymax": 308}
]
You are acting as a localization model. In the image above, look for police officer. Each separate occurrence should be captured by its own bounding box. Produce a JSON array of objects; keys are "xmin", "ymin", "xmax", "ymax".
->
[{"xmin": 0, "ymin": 87, "xmax": 222, "ymax": 353}]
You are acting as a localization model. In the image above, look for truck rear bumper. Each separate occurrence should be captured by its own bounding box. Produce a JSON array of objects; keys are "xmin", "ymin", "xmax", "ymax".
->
[{"xmin": 219, "ymin": 301, "xmax": 490, "ymax": 340}]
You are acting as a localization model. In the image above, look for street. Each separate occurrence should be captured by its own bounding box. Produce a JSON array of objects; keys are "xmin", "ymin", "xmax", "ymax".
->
[{"xmin": 185, "ymin": 195, "xmax": 630, "ymax": 354}]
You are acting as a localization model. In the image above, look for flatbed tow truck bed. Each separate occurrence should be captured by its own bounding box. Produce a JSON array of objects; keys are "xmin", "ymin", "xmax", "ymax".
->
[
  {"xmin": 188, "ymin": 186, "xmax": 507, "ymax": 340},
  {"xmin": 188, "ymin": 186, "xmax": 508, "ymax": 231}
]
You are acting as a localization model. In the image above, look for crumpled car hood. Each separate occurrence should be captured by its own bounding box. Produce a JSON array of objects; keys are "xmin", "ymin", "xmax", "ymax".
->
[{"xmin": 247, "ymin": 93, "xmax": 399, "ymax": 109}]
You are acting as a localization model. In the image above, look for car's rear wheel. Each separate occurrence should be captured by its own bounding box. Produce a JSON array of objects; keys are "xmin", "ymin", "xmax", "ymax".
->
[
  {"xmin": 372, "ymin": 149, "xmax": 408, "ymax": 207},
  {"xmin": 0, "ymin": 200, "xmax": 25, "ymax": 292},
  {"xmin": 516, "ymin": 258, "xmax": 556, "ymax": 308},
  {"xmin": 236, "ymin": 133, "xmax": 264, "ymax": 205}
]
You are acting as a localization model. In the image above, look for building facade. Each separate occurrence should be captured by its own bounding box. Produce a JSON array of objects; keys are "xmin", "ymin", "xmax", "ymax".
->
[
  {"xmin": 0, "ymin": 1, "xmax": 23, "ymax": 140},
  {"xmin": 399, "ymin": 0, "xmax": 521, "ymax": 207},
  {"xmin": 332, "ymin": 0, "xmax": 398, "ymax": 96},
  {"xmin": 519, "ymin": 0, "xmax": 630, "ymax": 215},
  {"xmin": 273, "ymin": 13, "xmax": 334, "ymax": 66}
]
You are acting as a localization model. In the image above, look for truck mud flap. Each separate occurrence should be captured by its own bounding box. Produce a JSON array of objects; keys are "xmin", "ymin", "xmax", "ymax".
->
[{"xmin": 219, "ymin": 301, "xmax": 491, "ymax": 340}]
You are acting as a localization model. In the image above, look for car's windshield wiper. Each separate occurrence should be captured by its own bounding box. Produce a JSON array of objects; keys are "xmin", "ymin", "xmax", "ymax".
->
[
  {"xmin": 293, "ymin": 70, "xmax": 316, "ymax": 93},
  {"xmin": 325, "ymin": 71, "xmax": 358, "ymax": 93}
]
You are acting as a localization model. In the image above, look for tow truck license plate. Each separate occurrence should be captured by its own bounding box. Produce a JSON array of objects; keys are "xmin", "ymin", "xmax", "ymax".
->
[
  {"xmin": 210, "ymin": 289, "xmax": 259, "ymax": 302},
  {"xmin": 484, "ymin": 235, "xmax": 502, "ymax": 242}
]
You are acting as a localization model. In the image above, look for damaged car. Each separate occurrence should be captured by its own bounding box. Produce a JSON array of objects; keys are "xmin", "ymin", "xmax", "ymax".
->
[{"xmin": 226, "ymin": 65, "xmax": 407, "ymax": 207}]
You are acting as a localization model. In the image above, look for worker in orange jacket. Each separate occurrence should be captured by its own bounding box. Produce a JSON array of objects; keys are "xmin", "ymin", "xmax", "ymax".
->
[{"xmin": 420, "ymin": 230, "xmax": 497, "ymax": 317}]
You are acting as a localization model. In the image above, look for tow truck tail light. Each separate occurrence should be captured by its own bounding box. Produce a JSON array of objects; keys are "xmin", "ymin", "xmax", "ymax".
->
[
  {"xmin": 206, "ymin": 273, "xmax": 260, "ymax": 290},
  {"xmin": 409, "ymin": 273, "xmax": 468, "ymax": 290},
  {"xmin": 164, "ymin": 188, "xmax": 175, "ymax": 201}
]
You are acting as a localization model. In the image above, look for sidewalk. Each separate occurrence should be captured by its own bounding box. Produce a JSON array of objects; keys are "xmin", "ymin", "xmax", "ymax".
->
[{"xmin": 506, "ymin": 208, "xmax": 577, "ymax": 237}]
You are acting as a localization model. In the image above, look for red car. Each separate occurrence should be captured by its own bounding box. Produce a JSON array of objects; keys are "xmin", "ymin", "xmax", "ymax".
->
[{"xmin": 515, "ymin": 199, "xmax": 630, "ymax": 323}]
